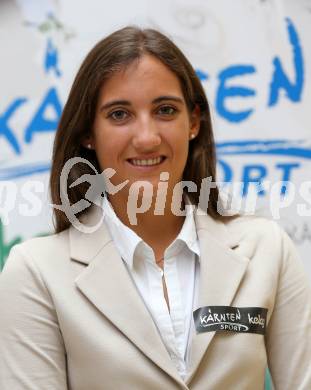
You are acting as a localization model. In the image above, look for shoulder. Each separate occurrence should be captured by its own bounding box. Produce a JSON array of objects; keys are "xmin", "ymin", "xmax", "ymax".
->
[
  {"xmin": 219, "ymin": 214, "xmax": 294, "ymax": 264},
  {"xmin": 225, "ymin": 214, "xmax": 281, "ymax": 235},
  {"xmin": 9, "ymin": 229, "xmax": 70, "ymax": 263},
  {"xmin": 1, "ymin": 230, "xmax": 71, "ymax": 283},
  {"xmin": 224, "ymin": 214, "xmax": 286, "ymax": 246},
  {"xmin": 196, "ymin": 210, "xmax": 289, "ymax": 257},
  {"xmin": 223, "ymin": 214, "xmax": 304, "ymax": 273}
]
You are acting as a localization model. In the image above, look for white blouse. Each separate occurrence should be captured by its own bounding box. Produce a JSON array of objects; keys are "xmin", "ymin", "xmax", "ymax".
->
[{"xmin": 102, "ymin": 196, "xmax": 200, "ymax": 379}]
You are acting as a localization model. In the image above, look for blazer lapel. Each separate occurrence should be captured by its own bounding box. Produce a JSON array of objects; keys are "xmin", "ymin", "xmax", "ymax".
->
[
  {"xmin": 186, "ymin": 211, "xmax": 250, "ymax": 383},
  {"xmin": 70, "ymin": 205, "xmax": 186, "ymax": 388}
]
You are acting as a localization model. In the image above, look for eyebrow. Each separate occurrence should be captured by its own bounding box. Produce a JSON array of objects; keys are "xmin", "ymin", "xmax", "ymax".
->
[{"xmin": 99, "ymin": 95, "xmax": 184, "ymax": 111}]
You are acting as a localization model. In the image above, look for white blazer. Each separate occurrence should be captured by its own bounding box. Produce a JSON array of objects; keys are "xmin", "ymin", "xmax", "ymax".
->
[{"xmin": 0, "ymin": 205, "xmax": 311, "ymax": 389}]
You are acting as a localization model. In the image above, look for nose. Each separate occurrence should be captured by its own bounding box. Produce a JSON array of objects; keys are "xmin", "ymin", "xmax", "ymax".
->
[{"xmin": 131, "ymin": 117, "xmax": 161, "ymax": 151}]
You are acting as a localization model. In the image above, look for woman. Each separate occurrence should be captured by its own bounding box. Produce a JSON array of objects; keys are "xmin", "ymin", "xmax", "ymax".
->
[{"xmin": 0, "ymin": 26, "xmax": 310, "ymax": 390}]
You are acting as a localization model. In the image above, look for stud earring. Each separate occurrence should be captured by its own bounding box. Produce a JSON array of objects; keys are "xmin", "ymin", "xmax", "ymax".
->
[
  {"xmin": 86, "ymin": 143, "xmax": 92, "ymax": 149},
  {"xmin": 190, "ymin": 133, "xmax": 195, "ymax": 140}
]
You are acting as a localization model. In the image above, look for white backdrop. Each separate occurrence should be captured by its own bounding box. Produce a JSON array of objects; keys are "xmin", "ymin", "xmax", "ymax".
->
[{"xmin": 1, "ymin": 0, "xmax": 310, "ymax": 284}]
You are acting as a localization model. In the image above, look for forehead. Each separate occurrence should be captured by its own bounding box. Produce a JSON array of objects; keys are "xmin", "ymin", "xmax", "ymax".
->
[{"xmin": 97, "ymin": 55, "xmax": 184, "ymax": 103}]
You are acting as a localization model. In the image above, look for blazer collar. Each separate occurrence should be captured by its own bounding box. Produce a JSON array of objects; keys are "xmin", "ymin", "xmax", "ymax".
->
[
  {"xmin": 69, "ymin": 204, "xmax": 111, "ymax": 265},
  {"xmin": 69, "ymin": 205, "xmax": 188, "ymax": 387},
  {"xmin": 69, "ymin": 205, "xmax": 249, "ymax": 386}
]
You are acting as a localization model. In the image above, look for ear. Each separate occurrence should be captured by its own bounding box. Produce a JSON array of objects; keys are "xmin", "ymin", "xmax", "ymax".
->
[
  {"xmin": 189, "ymin": 104, "xmax": 201, "ymax": 139},
  {"xmin": 81, "ymin": 134, "xmax": 94, "ymax": 150}
]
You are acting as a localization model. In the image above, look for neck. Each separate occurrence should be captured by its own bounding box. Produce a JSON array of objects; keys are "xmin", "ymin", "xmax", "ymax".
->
[{"xmin": 106, "ymin": 188, "xmax": 186, "ymax": 258}]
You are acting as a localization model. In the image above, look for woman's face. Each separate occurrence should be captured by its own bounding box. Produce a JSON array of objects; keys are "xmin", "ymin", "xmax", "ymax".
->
[{"xmin": 89, "ymin": 54, "xmax": 200, "ymax": 199}]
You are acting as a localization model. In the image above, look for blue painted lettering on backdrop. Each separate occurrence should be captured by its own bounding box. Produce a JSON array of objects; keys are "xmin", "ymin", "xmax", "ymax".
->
[
  {"xmin": 195, "ymin": 69, "xmax": 209, "ymax": 81},
  {"xmin": 242, "ymin": 165, "xmax": 267, "ymax": 196},
  {"xmin": 216, "ymin": 65, "xmax": 256, "ymax": 123},
  {"xmin": 196, "ymin": 17, "xmax": 304, "ymax": 123},
  {"xmin": 241, "ymin": 162, "xmax": 300, "ymax": 196},
  {"xmin": 276, "ymin": 162, "xmax": 300, "ymax": 195},
  {"xmin": 0, "ymin": 88, "xmax": 62, "ymax": 153},
  {"xmin": 0, "ymin": 98, "xmax": 27, "ymax": 154},
  {"xmin": 268, "ymin": 18, "xmax": 304, "ymax": 107},
  {"xmin": 45, "ymin": 38, "xmax": 62, "ymax": 77},
  {"xmin": 24, "ymin": 87, "xmax": 62, "ymax": 143},
  {"xmin": 218, "ymin": 160, "xmax": 302, "ymax": 197}
]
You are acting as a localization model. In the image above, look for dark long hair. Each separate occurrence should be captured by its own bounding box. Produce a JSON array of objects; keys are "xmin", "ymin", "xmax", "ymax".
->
[{"xmin": 50, "ymin": 26, "xmax": 228, "ymax": 233}]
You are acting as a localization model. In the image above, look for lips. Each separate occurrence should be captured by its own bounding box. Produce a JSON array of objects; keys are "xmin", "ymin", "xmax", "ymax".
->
[{"xmin": 127, "ymin": 156, "xmax": 166, "ymax": 167}]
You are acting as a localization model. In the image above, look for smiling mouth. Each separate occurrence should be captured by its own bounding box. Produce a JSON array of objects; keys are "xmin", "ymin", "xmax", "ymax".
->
[{"xmin": 127, "ymin": 156, "xmax": 166, "ymax": 167}]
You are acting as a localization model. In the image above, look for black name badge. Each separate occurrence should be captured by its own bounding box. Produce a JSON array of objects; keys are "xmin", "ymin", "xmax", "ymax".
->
[{"xmin": 193, "ymin": 306, "xmax": 268, "ymax": 335}]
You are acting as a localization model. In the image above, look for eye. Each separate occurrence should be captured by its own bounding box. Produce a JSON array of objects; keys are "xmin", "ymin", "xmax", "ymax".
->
[
  {"xmin": 157, "ymin": 105, "xmax": 178, "ymax": 116},
  {"xmin": 108, "ymin": 109, "xmax": 129, "ymax": 122}
]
